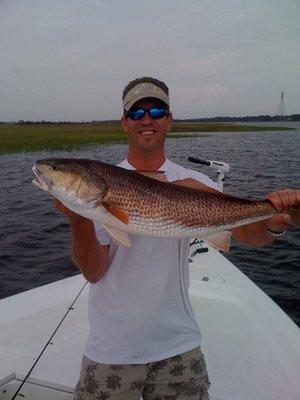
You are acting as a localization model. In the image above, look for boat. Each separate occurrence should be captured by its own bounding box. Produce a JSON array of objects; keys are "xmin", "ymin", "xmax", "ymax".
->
[{"xmin": 0, "ymin": 241, "xmax": 299, "ymax": 400}]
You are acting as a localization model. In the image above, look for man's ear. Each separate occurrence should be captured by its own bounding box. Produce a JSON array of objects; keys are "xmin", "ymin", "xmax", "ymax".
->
[
  {"xmin": 167, "ymin": 112, "xmax": 173, "ymax": 132},
  {"xmin": 121, "ymin": 115, "xmax": 127, "ymax": 133}
]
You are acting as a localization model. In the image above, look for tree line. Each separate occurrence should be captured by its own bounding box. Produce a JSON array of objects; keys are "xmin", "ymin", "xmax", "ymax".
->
[{"xmin": 0, "ymin": 114, "xmax": 299, "ymax": 125}]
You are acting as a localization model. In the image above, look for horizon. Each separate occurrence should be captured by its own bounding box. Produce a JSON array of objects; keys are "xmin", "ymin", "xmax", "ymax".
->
[{"xmin": 2, "ymin": 112, "xmax": 299, "ymax": 125}]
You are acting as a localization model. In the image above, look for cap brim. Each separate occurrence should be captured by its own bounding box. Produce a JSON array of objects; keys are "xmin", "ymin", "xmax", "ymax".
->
[{"xmin": 125, "ymin": 95, "xmax": 169, "ymax": 111}]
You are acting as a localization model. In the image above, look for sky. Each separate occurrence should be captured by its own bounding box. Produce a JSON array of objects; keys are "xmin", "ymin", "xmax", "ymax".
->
[{"xmin": 1, "ymin": 0, "xmax": 299, "ymax": 121}]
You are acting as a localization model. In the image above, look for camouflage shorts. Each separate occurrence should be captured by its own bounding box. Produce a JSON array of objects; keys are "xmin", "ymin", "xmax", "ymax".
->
[{"xmin": 73, "ymin": 347, "xmax": 210, "ymax": 400}]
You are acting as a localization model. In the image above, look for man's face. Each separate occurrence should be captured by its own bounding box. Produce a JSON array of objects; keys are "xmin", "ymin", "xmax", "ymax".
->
[{"xmin": 121, "ymin": 99, "xmax": 173, "ymax": 153}]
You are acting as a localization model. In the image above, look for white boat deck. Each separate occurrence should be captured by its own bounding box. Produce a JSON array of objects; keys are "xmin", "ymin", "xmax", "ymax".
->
[{"xmin": 0, "ymin": 244, "xmax": 299, "ymax": 399}]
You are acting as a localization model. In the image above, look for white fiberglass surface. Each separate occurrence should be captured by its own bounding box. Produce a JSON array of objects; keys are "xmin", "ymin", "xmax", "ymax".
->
[
  {"xmin": 190, "ymin": 285, "xmax": 300, "ymax": 400},
  {"xmin": 0, "ymin": 275, "xmax": 88, "ymax": 389}
]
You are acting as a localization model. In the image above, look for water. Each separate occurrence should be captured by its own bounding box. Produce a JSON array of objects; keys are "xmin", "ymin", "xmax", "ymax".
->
[{"xmin": 0, "ymin": 123, "xmax": 299, "ymax": 325}]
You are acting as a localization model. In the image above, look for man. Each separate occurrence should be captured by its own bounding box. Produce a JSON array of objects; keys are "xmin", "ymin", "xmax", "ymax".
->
[{"xmin": 55, "ymin": 77, "xmax": 299, "ymax": 400}]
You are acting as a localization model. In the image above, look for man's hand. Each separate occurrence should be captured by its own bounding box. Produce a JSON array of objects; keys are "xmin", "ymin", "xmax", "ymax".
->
[
  {"xmin": 264, "ymin": 189, "xmax": 300, "ymax": 234},
  {"xmin": 231, "ymin": 188, "xmax": 299, "ymax": 246},
  {"xmin": 53, "ymin": 198, "xmax": 109, "ymax": 283},
  {"xmin": 53, "ymin": 199, "xmax": 89, "ymax": 224}
]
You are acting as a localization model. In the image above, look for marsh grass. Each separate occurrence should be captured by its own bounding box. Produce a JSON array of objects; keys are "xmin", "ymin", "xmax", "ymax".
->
[
  {"xmin": 0, "ymin": 124, "xmax": 126, "ymax": 154},
  {"xmin": 0, "ymin": 122, "xmax": 291, "ymax": 154}
]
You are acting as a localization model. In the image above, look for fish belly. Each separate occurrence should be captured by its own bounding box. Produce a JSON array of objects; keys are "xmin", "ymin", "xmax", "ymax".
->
[{"xmin": 99, "ymin": 213, "xmax": 274, "ymax": 239}]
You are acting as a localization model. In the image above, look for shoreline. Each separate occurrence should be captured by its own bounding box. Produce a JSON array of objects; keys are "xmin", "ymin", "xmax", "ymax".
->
[{"xmin": 0, "ymin": 122, "xmax": 294, "ymax": 154}]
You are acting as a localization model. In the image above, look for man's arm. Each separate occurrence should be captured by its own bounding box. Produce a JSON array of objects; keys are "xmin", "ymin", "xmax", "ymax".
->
[
  {"xmin": 54, "ymin": 199, "xmax": 110, "ymax": 283},
  {"xmin": 232, "ymin": 189, "xmax": 299, "ymax": 247}
]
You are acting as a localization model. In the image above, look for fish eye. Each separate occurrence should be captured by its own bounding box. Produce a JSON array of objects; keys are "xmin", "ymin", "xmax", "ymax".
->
[{"xmin": 52, "ymin": 165, "xmax": 58, "ymax": 171}]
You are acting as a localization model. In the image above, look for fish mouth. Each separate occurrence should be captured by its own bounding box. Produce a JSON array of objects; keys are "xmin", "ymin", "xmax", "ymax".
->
[{"xmin": 32, "ymin": 165, "xmax": 52, "ymax": 191}]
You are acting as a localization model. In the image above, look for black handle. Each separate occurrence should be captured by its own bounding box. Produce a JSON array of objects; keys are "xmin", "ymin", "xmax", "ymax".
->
[{"xmin": 188, "ymin": 157, "xmax": 211, "ymax": 167}]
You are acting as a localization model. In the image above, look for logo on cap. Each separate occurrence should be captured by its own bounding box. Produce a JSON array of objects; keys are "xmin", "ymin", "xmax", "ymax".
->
[{"xmin": 133, "ymin": 83, "xmax": 156, "ymax": 96}]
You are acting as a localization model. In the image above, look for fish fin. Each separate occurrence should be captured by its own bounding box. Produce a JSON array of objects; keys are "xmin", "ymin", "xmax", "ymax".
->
[
  {"xmin": 288, "ymin": 205, "xmax": 300, "ymax": 227},
  {"xmin": 171, "ymin": 178, "xmax": 222, "ymax": 194},
  {"xmin": 204, "ymin": 231, "xmax": 232, "ymax": 252},
  {"xmin": 171, "ymin": 178, "xmax": 238, "ymax": 199},
  {"xmin": 103, "ymin": 225, "xmax": 131, "ymax": 247},
  {"xmin": 102, "ymin": 202, "xmax": 129, "ymax": 225},
  {"xmin": 135, "ymin": 170, "xmax": 167, "ymax": 182}
]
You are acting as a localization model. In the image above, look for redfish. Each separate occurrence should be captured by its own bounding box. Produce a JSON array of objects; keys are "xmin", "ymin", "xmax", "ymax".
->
[{"xmin": 32, "ymin": 158, "xmax": 299, "ymax": 250}]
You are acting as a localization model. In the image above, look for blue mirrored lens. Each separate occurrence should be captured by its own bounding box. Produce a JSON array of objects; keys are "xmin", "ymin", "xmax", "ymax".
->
[
  {"xmin": 127, "ymin": 107, "xmax": 168, "ymax": 120},
  {"xmin": 128, "ymin": 109, "xmax": 145, "ymax": 120},
  {"xmin": 149, "ymin": 108, "xmax": 168, "ymax": 118}
]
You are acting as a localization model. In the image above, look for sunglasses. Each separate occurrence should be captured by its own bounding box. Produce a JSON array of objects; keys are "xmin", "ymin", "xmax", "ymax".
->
[{"xmin": 125, "ymin": 107, "xmax": 170, "ymax": 121}]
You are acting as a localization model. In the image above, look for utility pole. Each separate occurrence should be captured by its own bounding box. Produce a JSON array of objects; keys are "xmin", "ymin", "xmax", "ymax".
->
[{"xmin": 277, "ymin": 91, "xmax": 286, "ymax": 117}]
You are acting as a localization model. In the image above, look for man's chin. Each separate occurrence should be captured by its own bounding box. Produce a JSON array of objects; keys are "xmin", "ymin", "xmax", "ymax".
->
[{"xmin": 138, "ymin": 133, "xmax": 157, "ymax": 145}]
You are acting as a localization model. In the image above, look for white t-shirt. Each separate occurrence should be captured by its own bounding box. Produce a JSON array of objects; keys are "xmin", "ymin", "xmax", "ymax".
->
[{"xmin": 85, "ymin": 159, "xmax": 219, "ymax": 364}]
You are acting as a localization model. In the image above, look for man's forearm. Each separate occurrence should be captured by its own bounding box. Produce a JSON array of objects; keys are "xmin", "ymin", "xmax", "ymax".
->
[{"xmin": 71, "ymin": 218, "xmax": 109, "ymax": 283}]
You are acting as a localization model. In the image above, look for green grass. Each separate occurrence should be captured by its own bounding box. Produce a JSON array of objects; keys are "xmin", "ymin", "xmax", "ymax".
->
[
  {"xmin": 0, "ymin": 122, "xmax": 293, "ymax": 154},
  {"xmin": 0, "ymin": 124, "xmax": 127, "ymax": 154}
]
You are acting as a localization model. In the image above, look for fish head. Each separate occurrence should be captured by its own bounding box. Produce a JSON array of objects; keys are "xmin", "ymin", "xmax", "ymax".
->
[{"xmin": 32, "ymin": 158, "xmax": 108, "ymax": 208}]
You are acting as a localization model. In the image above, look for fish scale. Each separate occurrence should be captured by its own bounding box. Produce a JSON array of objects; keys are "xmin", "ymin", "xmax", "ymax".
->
[{"xmin": 99, "ymin": 165, "xmax": 274, "ymax": 229}]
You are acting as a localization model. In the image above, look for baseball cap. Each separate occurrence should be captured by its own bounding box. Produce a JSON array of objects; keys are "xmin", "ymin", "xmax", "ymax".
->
[{"xmin": 123, "ymin": 81, "xmax": 170, "ymax": 112}]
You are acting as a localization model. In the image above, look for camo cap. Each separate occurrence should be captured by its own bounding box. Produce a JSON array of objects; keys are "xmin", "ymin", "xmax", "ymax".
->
[{"xmin": 123, "ymin": 81, "xmax": 170, "ymax": 111}]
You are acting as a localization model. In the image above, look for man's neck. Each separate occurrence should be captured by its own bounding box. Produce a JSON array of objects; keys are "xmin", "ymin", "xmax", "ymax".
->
[{"xmin": 127, "ymin": 151, "xmax": 166, "ymax": 171}]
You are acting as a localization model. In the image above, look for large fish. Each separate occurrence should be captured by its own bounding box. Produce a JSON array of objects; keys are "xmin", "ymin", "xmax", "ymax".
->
[{"xmin": 32, "ymin": 158, "xmax": 299, "ymax": 250}]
